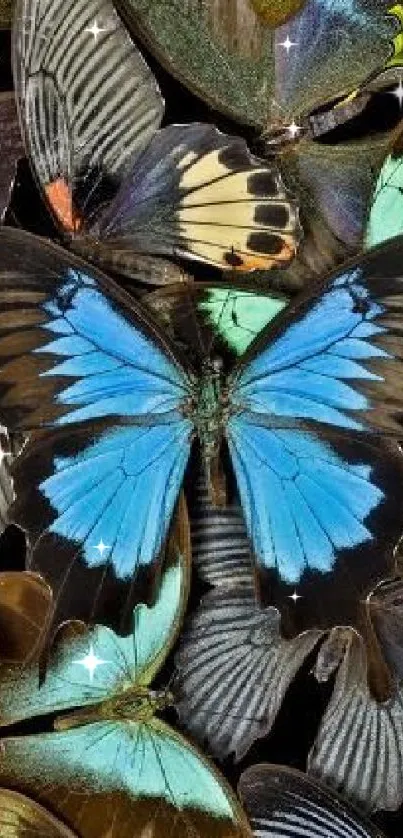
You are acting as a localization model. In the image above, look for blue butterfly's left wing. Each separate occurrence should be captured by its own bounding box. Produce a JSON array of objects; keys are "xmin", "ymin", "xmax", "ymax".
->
[
  {"xmin": 227, "ymin": 236, "xmax": 403, "ymax": 632},
  {"xmin": 0, "ymin": 229, "xmax": 193, "ymax": 631}
]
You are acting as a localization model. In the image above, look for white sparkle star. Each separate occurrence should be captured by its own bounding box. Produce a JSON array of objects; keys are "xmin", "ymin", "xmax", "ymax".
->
[
  {"xmin": 391, "ymin": 78, "xmax": 403, "ymax": 107},
  {"xmin": 85, "ymin": 19, "xmax": 108, "ymax": 40},
  {"xmin": 278, "ymin": 35, "xmax": 297, "ymax": 54},
  {"xmin": 286, "ymin": 121, "xmax": 302, "ymax": 138},
  {"xmin": 73, "ymin": 644, "xmax": 108, "ymax": 682},
  {"xmin": 288, "ymin": 590, "xmax": 302, "ymax": 603},
  {"xmin": 94, "ymin": 539, "xmax": 110, "ymax": 557}
]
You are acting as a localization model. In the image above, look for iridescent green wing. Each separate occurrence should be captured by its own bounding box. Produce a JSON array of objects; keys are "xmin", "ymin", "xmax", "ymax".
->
[
  {"xmin": 365, "ymin": 124, "xmax": 403, "ymax": 248},
  {"xmin": 0, "ymin": 527, "xmax": 251, "ymax": 838},
  {"xmin": 0, "ymin": 536, "xmax": 190, "ymax": 725},
  {"xmin": 118, "ymin": 0, "xmax": 396, "ymax": 128},
  {"xmin": 147, "ymin": 282, "xmax": 292, "ymax": 362},
  {"xmin": 0, "ymin": 718, "xmax": 251, "ymax": 838},
  {"xmin": 116, "ymin": 0, "xmax": 274, "ymax": 127}
]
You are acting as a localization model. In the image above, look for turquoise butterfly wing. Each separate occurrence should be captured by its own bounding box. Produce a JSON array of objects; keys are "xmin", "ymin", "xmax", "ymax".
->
[
  {"xmin": 365, "ymin": 125, "xmax": 403, "ymax": 249},
  {"xmin": 0, "ymin": 557, "xmax": 251, "ymax": 838}
]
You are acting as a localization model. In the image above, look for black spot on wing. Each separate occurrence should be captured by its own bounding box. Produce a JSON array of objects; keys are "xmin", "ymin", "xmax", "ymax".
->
[
  {"xmin": 254, "ymin": 203, "xmax": 290, "ymax": 229},
  {"xmin": 248, "ymin": 232, "xmax": 286, "ymax": 254},
  {"xmin": 247, "ymin": 171, "xmax": 281, "ymax": 197},
  {"xmin": 224, "ymin": 250, "xmax": 244, "ymax": 267}
]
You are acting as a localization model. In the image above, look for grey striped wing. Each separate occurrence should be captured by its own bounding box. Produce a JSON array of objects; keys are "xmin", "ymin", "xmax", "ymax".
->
[
  {"xmin": 12, "ymin": 0, "xmax": 163, "ymax": 227},
  {"xmin": 238, "ymin": 764, "xmax": 383, "ymax": 838},
  {"xmin": 175, "ymin": 585, "xmax": 321, "ymax": 760},
  {"xmin": 309, "ymin": 629, "xmax": 403, "ymax": 813},
  {"xmin": 190, "ymin": 472, "xmax": 254, "ymax": 588},
  {"xmin": 175, "ymin": 468, "xmax": 321, "ymax": 759}
]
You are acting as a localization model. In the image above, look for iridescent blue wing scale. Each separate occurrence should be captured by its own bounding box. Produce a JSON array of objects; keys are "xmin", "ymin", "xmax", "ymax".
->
[
  {"xmin": 227, "ymin": 236, "xmax": 403, "ymax": 630},
  {"xmin": 0, "ymin": 229, "xmax": 193, "ymax": 629}
]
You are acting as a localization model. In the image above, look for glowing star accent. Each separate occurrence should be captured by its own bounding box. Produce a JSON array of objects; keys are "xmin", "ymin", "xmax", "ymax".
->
[
  {"xmin": 391, "ymin": 77, "xmax": 403, "ymax": 107},
  {"xmin": 288, "ymin": 590, "xmax": 302, "ymax": 603},
  {"xmin": 73, "ymin": 644, "xmax": 109, "ymax": 682},
  {"xmin": 277, "ymin": 35, "xmax": 297, "ymax": 54},
  {"xmin": 84, "ymin": 19, "xmax": 109, "ymax": 40},
  {"xmin": 94, "ymin": 539, "xmax": 110, "ymax": 557},
  {"xmin": 287, "ymin": 121, "xmax": 302, "ymax": 138}
]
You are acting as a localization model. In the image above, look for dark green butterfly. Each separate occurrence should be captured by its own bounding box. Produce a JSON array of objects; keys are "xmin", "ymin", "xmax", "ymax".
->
[{"xmin": 116, "ymin": 0, "xmax": 396, "ymax": 129}]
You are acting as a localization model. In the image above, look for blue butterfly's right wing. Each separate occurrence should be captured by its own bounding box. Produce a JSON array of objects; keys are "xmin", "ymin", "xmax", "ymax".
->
[
  {"xmin": 0, "ymin": 229, "xmax": 193, "ymax": 629},
  {"xmin": 227, "ymin": 236, "xmax": 403, "ymax": 630}
]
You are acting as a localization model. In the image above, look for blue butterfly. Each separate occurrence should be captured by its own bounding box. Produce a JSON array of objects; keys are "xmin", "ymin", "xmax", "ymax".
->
[{"xmin": 1, "ymin": 227, "xmax": 403, "ymax": 631}]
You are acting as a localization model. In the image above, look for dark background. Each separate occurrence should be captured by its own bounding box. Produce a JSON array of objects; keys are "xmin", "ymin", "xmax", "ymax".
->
[{"xmin": 1, "ymin": 20, "xmax": 403, "ymax": 838}]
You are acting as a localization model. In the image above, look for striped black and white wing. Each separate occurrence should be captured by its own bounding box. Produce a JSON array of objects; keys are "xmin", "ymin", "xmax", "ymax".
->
[
  {"xmin": 190, "ymin": 470, "xmax": 254, "ymax": 589},
  {"xmin": 175, "ymin": 586, "xmax": 321, "ymax": 760},
  {"xmin": 238, "ymin": 764, "xmax": 383, "ymax": 838},
  {"xmin": 309, "ymin": 627, "xmax": 403, "ymax": 813},
  {"xmin": 12, "ymin": 0, "xmax": 163, "ymax": 234},
  {"xmin": 175, "ymin": 469, "xmax": 321, "ymax": 760}
]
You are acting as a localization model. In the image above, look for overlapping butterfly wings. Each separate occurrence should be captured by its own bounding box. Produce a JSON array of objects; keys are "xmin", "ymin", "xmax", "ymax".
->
[
  {"xmin": 12, "ymin": 0, "xmax": 300, "ymax": 277},
  {"xmin": 118, "ymin": 0, "xmax": 396, "ymax": 128},
  {"xmin": 12, "ymin": 0, "xmax": 163, "ymax": 228},
  {"xmin": 0, "ymin": 558, "xmax": 250, "ymax": 838},
  {"xmin": 1, "ymin": 229, "xmax": 403, "ymax": 623}
]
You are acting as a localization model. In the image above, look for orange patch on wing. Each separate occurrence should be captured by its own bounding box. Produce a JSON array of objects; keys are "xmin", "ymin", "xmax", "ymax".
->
[
  {"xmin": 232, "ymin": 242, "xmax": 296, "ymax": 271},
  {"xmin": 45, "ymin": 179, "xmax": 83, "ymax": 233}
]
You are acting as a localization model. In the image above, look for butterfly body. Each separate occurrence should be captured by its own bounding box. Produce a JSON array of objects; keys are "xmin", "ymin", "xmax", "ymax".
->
[
  {"xmin": 55, "ymin": 685, "xmax": 172, "ymax": 731},
  {"xmin": 186, "ymin": 361, "xmax": 229, "ymax": 462}
]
